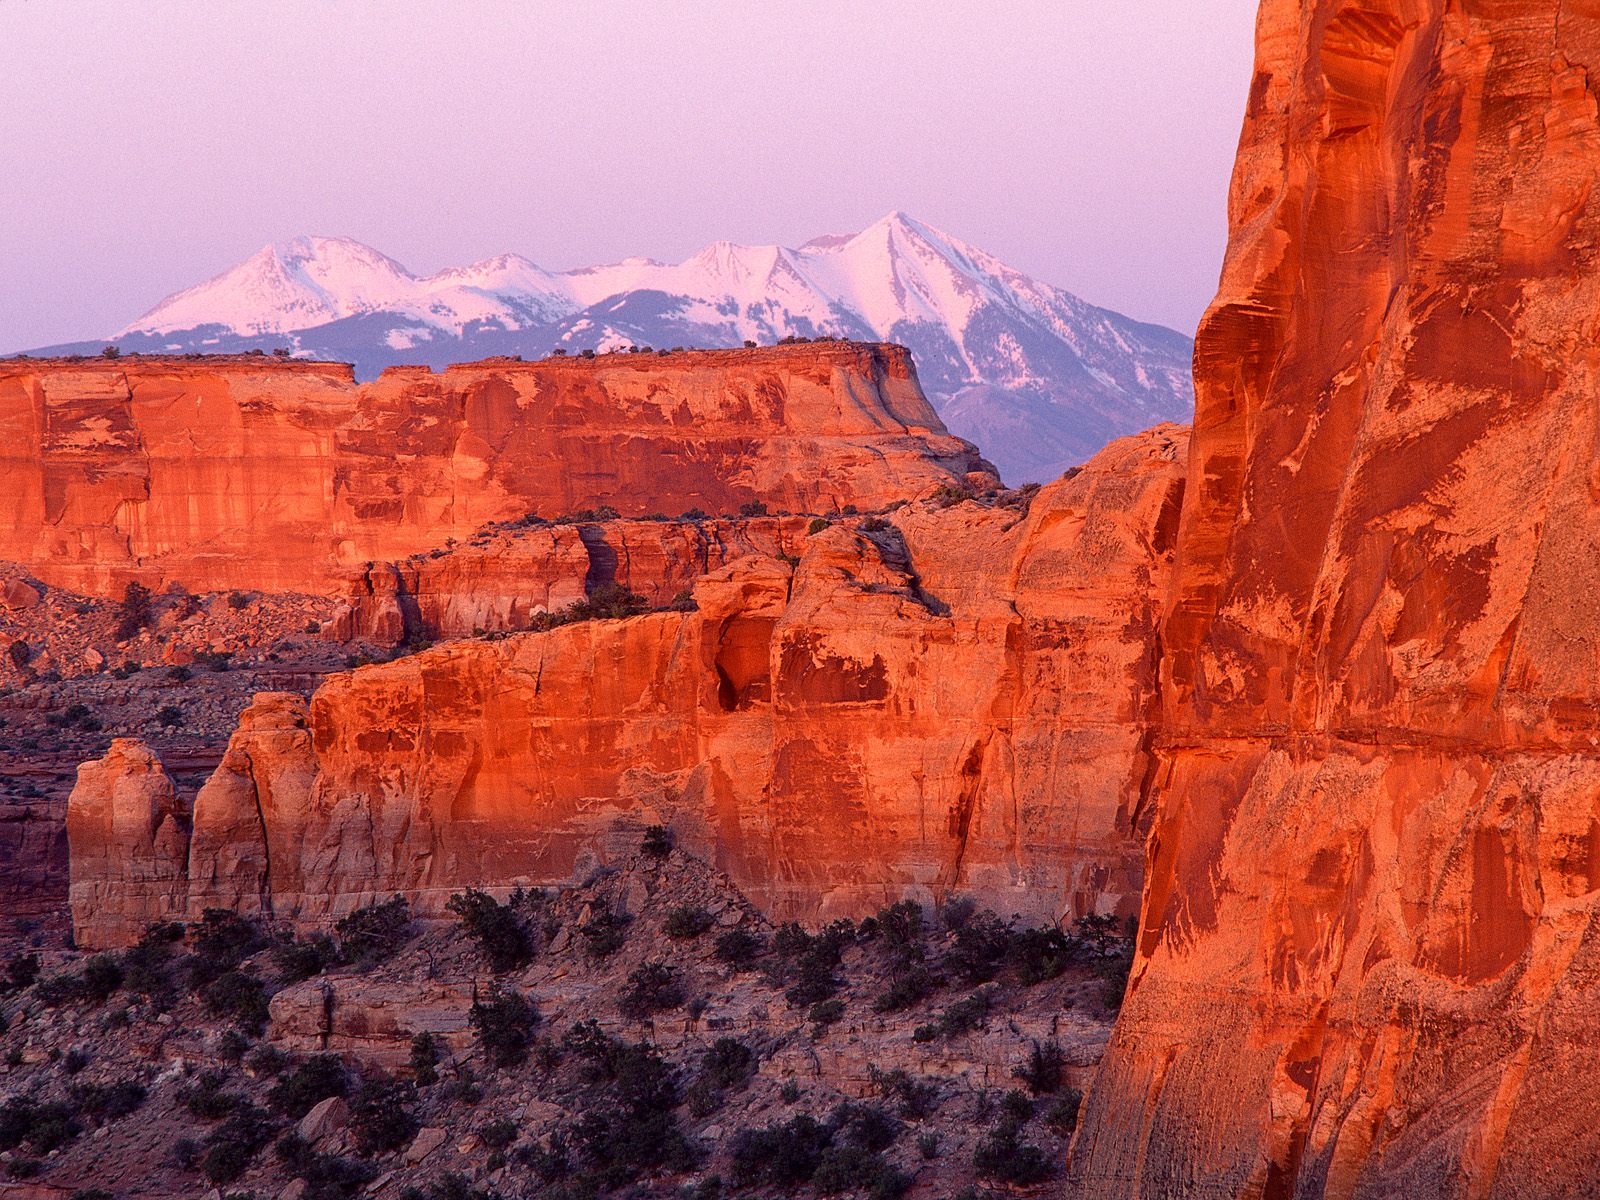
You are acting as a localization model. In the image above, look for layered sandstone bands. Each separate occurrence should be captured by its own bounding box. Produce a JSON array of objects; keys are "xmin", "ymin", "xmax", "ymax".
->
[
  {"xmin": 1069, "ymin": 3, "xmax": 1600, "ymax": 1197},
  {"xmin": 0, "ymin": 343, "xmax": 993, "ymax": 597},
  {"xmin": 67, "ymin": 426, "xmax": 1185, "ymax": 944},
  {"xmin": 333, "ymin": 515, "xmax": 818, "ymax": 642}
]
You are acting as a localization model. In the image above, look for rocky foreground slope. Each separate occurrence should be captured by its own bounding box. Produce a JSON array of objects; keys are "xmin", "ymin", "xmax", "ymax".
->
[{"xmin": 1068, "ymin": 2, "xmax": 1600, "ymax": 1197}]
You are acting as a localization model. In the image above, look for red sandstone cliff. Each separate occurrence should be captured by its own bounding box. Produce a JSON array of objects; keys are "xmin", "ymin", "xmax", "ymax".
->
[
  {"xmin": 1069, "ymin": 3, "xmax": 1600, "ymax": 1196},
  {"xmin": 66, "ymin": 426, "xmax": 1185, "ymax": 945},
  {"xmin": 331, "ymin": 515, "xmax": 817, "ymax": 643},
  {"xmin": 0, "ymin": 344, "xmax": 993, "ymax": 597}
]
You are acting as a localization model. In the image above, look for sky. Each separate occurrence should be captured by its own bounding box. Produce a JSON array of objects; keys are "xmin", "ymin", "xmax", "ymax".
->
[{"xmin": 0, "ymin": 0, "xmax": 1260, "ymax": 350}]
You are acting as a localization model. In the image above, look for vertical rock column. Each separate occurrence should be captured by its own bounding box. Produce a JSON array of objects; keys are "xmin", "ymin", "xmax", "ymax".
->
[{"xmin": 66, "ymin": 739, "xmax": 189, "ymax": 949}]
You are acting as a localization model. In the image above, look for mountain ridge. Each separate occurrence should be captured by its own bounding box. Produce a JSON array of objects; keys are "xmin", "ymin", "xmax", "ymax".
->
[{"xmin": 25, "ymin": 213, "xmax": 1193, "ymax": 484}]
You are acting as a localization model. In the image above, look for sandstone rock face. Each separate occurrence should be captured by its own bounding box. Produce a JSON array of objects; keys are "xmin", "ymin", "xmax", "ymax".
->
[
  {"xmin": 0, "ymin": 344, "xmax": 994, "ymax": 597},
  {"xmin": 1070, "ymin": 4, "xmax": 1600, "ymax": 1196},
  {"xmin": 66, "ymin": 739, "xmax": 188, "ymax": 948},
  {"xmin": 334, "ymin": 516, "xmax": 815, "ymax": 643},
  {"xmin": 68, "ymin": 427, "xmax": 1184, "ymax": 943},
  {"xmin": 185, "ymin": 693, "xmax": 318, "ymax": 920}
]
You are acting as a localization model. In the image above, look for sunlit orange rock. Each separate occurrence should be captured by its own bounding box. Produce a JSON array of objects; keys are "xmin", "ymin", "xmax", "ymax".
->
[
  {"xmin": 0, "ymin": 344, "xmax": 994, "ymax": 597},
  {"xmin": 1069, "ymin": 3, "xmax": 1600, "ymax": 1195},
  {"xmin": 66, "ymin": 739, "xmax": 188, "ymax": 948},
  {"xmin": 68, "ymin": 426, "xmax": 1185, "ymax": 941},
  {"xmin": 332, "ymin": 516, "xmax": 816, "ymax": 643}
]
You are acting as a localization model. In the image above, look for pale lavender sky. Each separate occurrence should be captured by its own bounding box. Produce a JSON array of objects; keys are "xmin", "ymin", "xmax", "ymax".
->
[{"xmin": 1, "ymin": 0, "xmax": 1259, "ymax": 349}]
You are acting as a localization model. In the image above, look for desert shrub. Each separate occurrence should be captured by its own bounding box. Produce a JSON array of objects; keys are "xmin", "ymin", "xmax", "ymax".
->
[
  {"xmin": 1015, "ymin": 1039, "xmax": 1066, "ymax": 1095},
  {"xmin": 619, "ymin": 962, "xmax": 683, "ymax": 1020},
  {"xmin": 1006, "ymin": 922, "xmax": 1079, "ymax": 985},
  {"xmin": 873, "ymin": 900, "xmax": 924, "ymax": 951},
  {"xmin": 828, "ymin": 1100, "xmax": 901, "ymax": 1152},
  {"xmin": 939, "ymin": 895, "xmax": 978, "ymax": 931},
  {"xmin": 5, "ymin": 951, "xmax": 39, "ymax": 991},
  {"xmin": 81, "ymin": 953, "xmax": 123, "ymax": 1002},
  {"xmin": 154, "ymin": 704, "xmax": 184, "ymax": 728},
  {"xmin": 349, "ymin": 1077, "xmax": 419, "ymax": 1156},
  {"xmin": 335, "ymin": 895, "xmax": 412, "ymax": 965},
  {"xmin": 918, "ymin": 1130, "xmax": 941, "ymax": 1159},
  {"xmin": 248, "ymin": 1042, "xmax": 291, "ymax": 1077},
  {"xmin": 203, "ymin": 969, "xmax": 269, "ymax": 1032},
  {"xmin": 187, "ymin": 908, "xmax": 264, "ymax": 986},
  {"xmin": 973, "ymin": 1124, "xmax": 1052, "ymax": 1185},
  {"xmin": 123, "ymin": 920, "xmax": 183, "ymax": 999},
  {"xmin": 914, "ymin": 989, "xmax": 990, "ymax": 1042},
  {"xmin": 662, "ymin": 904, "xmax": 714, "ymax": 939},
  {"xmin": 218, "ymin": 1028, "xmax": 252, "ymax": 1063},
  {"xmin": 180, "ymin": 1069, "xmax": 242, "ymax": 1119},
  {"xmin": 1096, "ymin": 946, "xmax": 1134, "ymax": 1010},
  {"xmin": 115, "ymin": 581, "xmax": 153, "ymax": 640},
  {"xmin": 811, "ymin": 1144, "xmax": 909, "ymax": 1197},
  {"xmin": 274, "ymin": 933, "xmax": 336, "ymax": 983},
  {"xmin": 35, "ymin": 954, "xmax": 122, "ymax": 1007},
  {"xmin": 581, "ymin": 581, "xmax": 649, "ymax": 620},
  {"xmin": 945, "ymin": 910, "xmax": 1011, "ymax": 984},
  {"xmin": 712, "ymin": 927, "xmax": 764, "ymax": 967},
  {"xmin": 873, "ymin": 965, "xmax": 938, "ymax": 1014},
  {"xmin": 276, "ymin": 1131, "xmax": 378, "ymax": 1197},
  {"xmin": 0, "ymin": 1096, "xmax": 79, "ymax": 1153},
  {"xmin": 738, "ymin": 500, "xmax": 769, "ymax": 517},
  {"xmin": 226, "ymin": 591, "xmax": 253, "ymax": 609},
  {"xmin": 6, "ymin": 1158, "xmax": 41, "ymax": 1179},
  {"xmin": 562, "ymin": 1033, "xmax": 691, "ymax": 1185},
  {"xmin": 807, "ymin": 517, "xmax": 830, "ymax": 535},
  {"xmin": 869, "ymin": 1065, "xmax": 939, "ymax": 1119},
  {"xmin": 7, "ymin": 640, "xmax": 31, "ymax": 671},
  {"xmin": 784, "ymin": 954, "xmax": 842, "ymax": 1008},
  {"xmin": 447, "ymin": 889, "xmax": 530, "ymax": 973},
  {"xmin": 701, "ymin": 1037, "xmax": 756, "ymax": 1091},
  {"xmin": 641, "ymin": 824, "xmax": 673, "ymax": 858},
  {"xmin": 808, "ymin": 998, "xmax": 846, "ymax": 1030},
  {"xmin": 410, "ymin": 1031, "xmax": 441, "ymax": 1085},
  {"xmin": 63, "ymin": 1046, "xmax": 91, "ymax": 1074},
  {"xmin": 971, "ymin": 1089, "xmax": 1050, "ymax": 1185},
  {"xmin": 478, "ymin": 1117, "xmax": 517, "ymax": 1150},
  {"xmin": 772, "ymin": 919, "xmax": 853, "ymax": 1008},
  {"xmin": 577, "ymin": 901, "xmax": 629, "ymax": 959},
  {"xmin": 1044, "ymin": 1087, "xmax": 1084, "ymax": 1135},
  {"xmin": 469, "ymin": 983, "xmax": 538, "ymax": 1067},
  {"xmin": 728, "ymin": 1114, "xmax": 832, "ymax": 1188},
  {"xmin": 267, "ymin": 1055, "xmax": 348, "ymax": 1118},
  {"xmin": 1000, "ymin": 1088, "xmax": 1034, "ymax": 1125},
  {"xmin": 71, "ymin": 1079, "xmax": 145, "ymax": 1122}
]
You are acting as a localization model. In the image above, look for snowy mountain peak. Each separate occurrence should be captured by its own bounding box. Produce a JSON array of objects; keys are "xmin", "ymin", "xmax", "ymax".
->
[{"xmin": 78, "ymin": 213, "xmax": 1194, "ymax": 485}]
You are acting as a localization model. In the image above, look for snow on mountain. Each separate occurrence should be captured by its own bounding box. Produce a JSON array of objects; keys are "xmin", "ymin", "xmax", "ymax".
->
[{"xmin": 57, "ymin": 213, "xmax": 1193, "ymax": 484}]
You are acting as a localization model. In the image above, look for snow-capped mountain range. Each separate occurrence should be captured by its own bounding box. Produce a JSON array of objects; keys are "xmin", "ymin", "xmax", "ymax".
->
[{"xmin": 27, "ymin": 213, "xmax": 1193, "ymax": 483}]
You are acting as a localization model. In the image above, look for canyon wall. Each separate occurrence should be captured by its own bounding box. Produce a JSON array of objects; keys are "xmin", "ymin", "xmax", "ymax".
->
[
  {"xmin": 67, "ymin": 426, "xmax": 1186, "ymax": 945},
  {"xmin": 1069, "ymin": 2, "xmax": 1600, "ymax": 1197},
  {"xmin": 0, "ymin": 344, "xmax": 993, "ymax": 597},
  {"xmin": 332, "ymin": 515, "xmax": 818, "ymax": 643}
]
